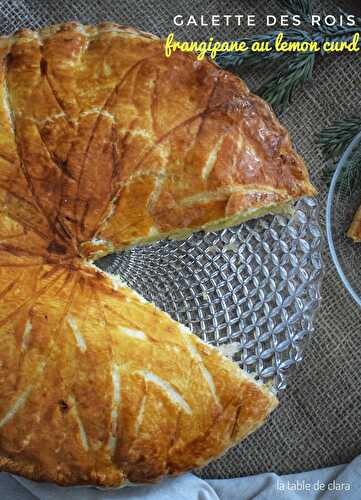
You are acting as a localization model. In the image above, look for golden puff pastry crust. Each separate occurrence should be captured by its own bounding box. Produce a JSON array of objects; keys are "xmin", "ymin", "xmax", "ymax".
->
[
  {"xmin": 0, "ymin": 20, "xmax": 316, "ymax": 486},
  {"xmin": 0, "ymin": 21, "xmax": 315, "ymax": 260},
  {"xmin": 0, "ymin": 259, "xmax": 277, "ymax": 486},
  {"xmin": 348, "ymin": 205, "xmax": 361, "ymax": 241}
]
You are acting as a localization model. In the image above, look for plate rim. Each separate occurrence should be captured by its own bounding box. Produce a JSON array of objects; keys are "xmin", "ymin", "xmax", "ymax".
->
[{"xmin": 326, "ymin": 129, "xmax": 361, "ymax": 307}]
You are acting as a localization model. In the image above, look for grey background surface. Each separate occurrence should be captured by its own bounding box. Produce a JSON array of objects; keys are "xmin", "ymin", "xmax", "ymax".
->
[{"xmin": 0, "ymin": 0, "xmax": 360, "ymax": 480}]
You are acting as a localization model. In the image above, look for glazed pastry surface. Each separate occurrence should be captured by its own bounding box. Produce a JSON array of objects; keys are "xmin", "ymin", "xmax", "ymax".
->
[
  {"xmin": 0, "ymin": 21, "xmax": 316, "ymax": 486},
  {"xmin": 348, "ymin": 205, "xmax": 361, "ymax": 241}
]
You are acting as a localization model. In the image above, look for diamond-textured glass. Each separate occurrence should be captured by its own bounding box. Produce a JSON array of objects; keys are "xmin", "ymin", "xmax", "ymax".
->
[
  {"xmin": 327, "ymin": 131, "xmax": 361, "ymax": 307},
  {"xmin": 98, "ymin": 197, "xmax": 322, "ymax": 392}
]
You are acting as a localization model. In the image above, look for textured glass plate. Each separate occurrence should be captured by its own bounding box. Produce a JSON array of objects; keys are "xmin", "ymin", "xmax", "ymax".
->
[
  {"xmin": 327, "ymin": 131, "xmax": 361, "ymax": 307},
  {"xmin": 98, "ymin": 197, "xmax": 322, "ymax": 392}
]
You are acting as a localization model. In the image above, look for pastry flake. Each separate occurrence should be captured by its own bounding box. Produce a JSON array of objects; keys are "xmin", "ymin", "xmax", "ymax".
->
[{"xmin": 348, "ymin": 205, "xmax": 361, "ymax": 241}]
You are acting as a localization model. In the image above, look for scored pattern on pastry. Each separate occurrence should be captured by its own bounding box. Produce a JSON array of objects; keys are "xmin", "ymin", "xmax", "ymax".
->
[
  {"xmin": 67, "ymin": 316, "xmax": 87, "ymax": 352},
  {"xmin": 68, "ymin": 394, "xmax": 90, "ymax": 451},
  {"xmin": 0, "ymin": 21, "xmax": 316, "ymax": 486}
]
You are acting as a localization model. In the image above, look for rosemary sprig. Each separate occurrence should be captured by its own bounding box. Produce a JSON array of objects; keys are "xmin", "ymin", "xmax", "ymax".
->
[
  {"xmin": 319, "ymin": 117, "xmax": 361, "ymax": 182},
  {"xmin": 217, "ymin": 0, "xmax": 361, "ymax": 113},
  {"xmin": 259, "ymin": 52, "xmax": 315, "ymax": 112},
  {"xmin": 319, "ymin": 117, "xmax": 361, "ymax": 161}
]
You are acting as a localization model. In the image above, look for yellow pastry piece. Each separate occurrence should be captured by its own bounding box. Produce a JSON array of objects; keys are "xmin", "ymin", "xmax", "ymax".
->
[{"xmin": 348, "ymin": 205, "xmax": 361, "ymax": 241}]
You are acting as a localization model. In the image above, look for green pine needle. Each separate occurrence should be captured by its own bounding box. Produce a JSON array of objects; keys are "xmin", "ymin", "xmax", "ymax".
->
[
  {"xmin": 259, "ymin": 52, "xmax": 315, "ymax": 112},
  {"xmin": 319, "ymin": 117, "xmax": 361, "ymax": 160},
  {"xmin": 319, "ymin": 117, "xmax": 361, "ymax": 183},
  {"xmin": 216, "ymin": 0, "xmax": 361, "ymax": 114}
]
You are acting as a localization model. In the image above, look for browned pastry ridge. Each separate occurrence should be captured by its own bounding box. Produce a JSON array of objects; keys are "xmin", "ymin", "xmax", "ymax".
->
[
  {"xmin": 348, "ymin": 205, "xmax": 361, "ymax": 241},
  {"xmin": 0, "ymin": 22, "xmax": 315, "ymax": 487}
]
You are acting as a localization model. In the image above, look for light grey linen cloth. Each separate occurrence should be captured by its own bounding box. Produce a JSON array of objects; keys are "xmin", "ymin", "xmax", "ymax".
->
[{"xmin": 1, "ymin": 454, "xmax": 361, "ymax": 500}]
